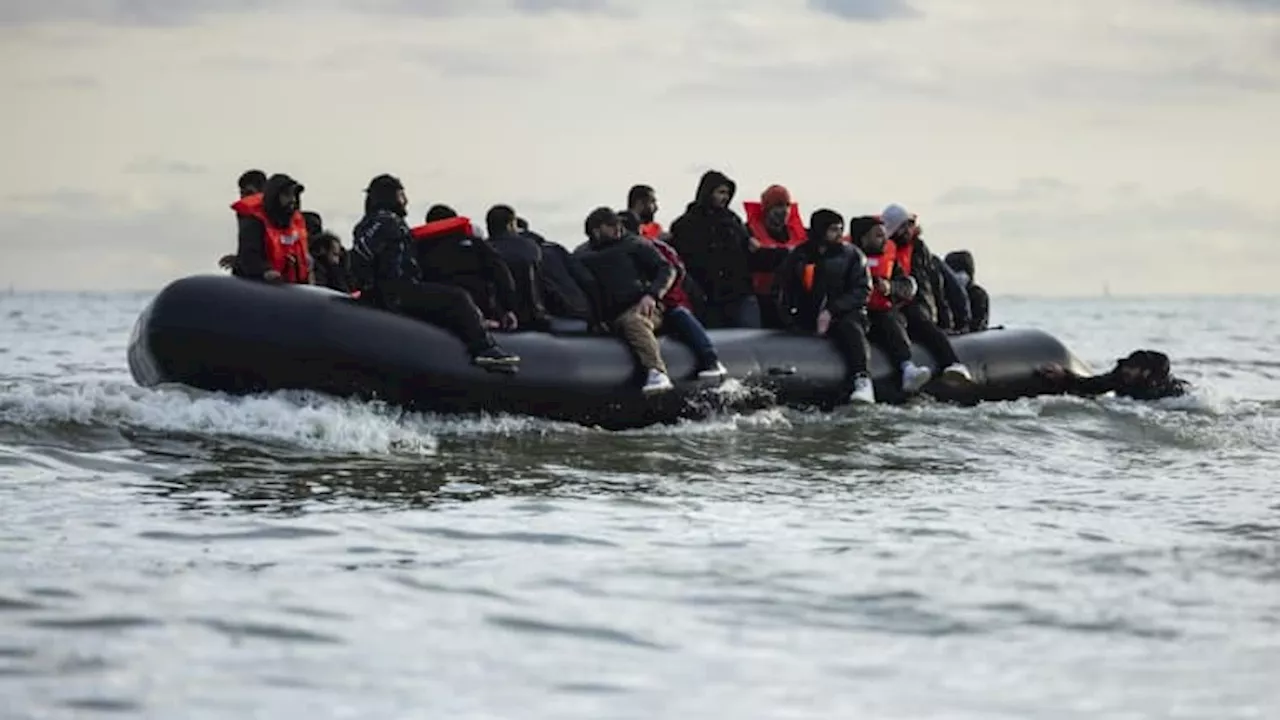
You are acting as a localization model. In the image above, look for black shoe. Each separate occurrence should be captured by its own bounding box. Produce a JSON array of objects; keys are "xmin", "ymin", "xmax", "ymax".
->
[{"xmin": 472, "ymin": 345, "xmax": 520, "ymax": 370}]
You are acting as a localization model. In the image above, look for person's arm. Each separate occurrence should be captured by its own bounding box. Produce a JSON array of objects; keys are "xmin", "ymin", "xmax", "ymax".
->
[
  {"xmin": 477, "ymin": 238, "xmax": 519, "ymax": 314},
  {"xmin": 568, "ymin": 250, "xmax": 606, "ymax": 330},
  {"xmin": 235, "ymin": 217, "xmax": 273, "ymax": 279},
  {"xmin": 828, "ymin": 248, "xmax": 871, "ymax": 317},
  {"xmin": 633, "ymin": 242, "xmax": 676, "ymax": 300},
  {"xmin": 936, "ymin": 258, "xmax": 972, "ymax": 330},
  {"xmin": 771, "ymin": 250, "xmax": 800, "ymax": 330}
]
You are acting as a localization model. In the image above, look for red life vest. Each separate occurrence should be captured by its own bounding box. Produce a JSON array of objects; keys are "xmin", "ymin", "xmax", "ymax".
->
[
  {"xmin": 744, "ymin": 201, "xmax": 807, "ymax": 295},
  {"xmin": 639, "ymin": 222, "xmax": 664, "ymax": 240},
  {"xmin": 895, "ymin": 237, "xmax": 915, "ymax": 276},
  {"xmin": 866, "ymin": 238, "xmax": 897, "ymax": 312},
  {"xmin": 230, "ymin": 193, "xmax": 310, "ymax": 284},
  {"xmin": 411, "ymin": 216, "xmax": 475, "ymax": 240}
]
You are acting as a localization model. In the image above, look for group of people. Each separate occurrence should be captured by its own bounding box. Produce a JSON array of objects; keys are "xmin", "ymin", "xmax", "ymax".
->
[{"xmin": 221, "ymin": 168, "xmax": 1186, "ymax": 403}]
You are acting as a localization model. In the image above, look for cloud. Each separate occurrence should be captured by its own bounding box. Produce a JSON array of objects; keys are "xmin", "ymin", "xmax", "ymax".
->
[
  {"xmin": 807, "ymin": 0, "xmax": 919, "ymax": 21},
  {"xmin": 1191, "ymin": 0, "xmax": 1280, "ymax": 12},
  {"xmin": 124, "ymin": 157, "xmax": 208, "ymax": 176},
  {"xmin": 935, "ymin": 178, "xmax": 1078, "ymax": 207},
  {"xmin": 0, "ymin": 0, "xmax": 266, "ymax": 27}
]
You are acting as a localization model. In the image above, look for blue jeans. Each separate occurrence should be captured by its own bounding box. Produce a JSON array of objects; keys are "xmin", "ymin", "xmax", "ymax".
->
[
  {"xmin": 701, "ymin": 295, "xmax": 761, "ymax": 329},
  {"xmin": 664, "ymin": 306, "xmax": 718, "ymax": 367}
]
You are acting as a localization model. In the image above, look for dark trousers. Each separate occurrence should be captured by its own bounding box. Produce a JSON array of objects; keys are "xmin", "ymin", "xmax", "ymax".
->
[
  {"xmin": 902, "ymin": 302, "xmax": 960, "ymax": 366},
  {"xmin": 867, "ymin": 309, "xmax": 915, "ymax": 366},
  {"xmin": 389, "ymin": 282, "xmax": 495, "ymax": 354},
  {"xmin": 663, "ymin": 306, "xmax": 718, "ymax": 366},
  {"xmin": 701, "ymin": 295, "xmax": 761, "ymax": 329},
  {"xmin": 828, "ymin": 314, "xmax": 871, "ymax": 378}
]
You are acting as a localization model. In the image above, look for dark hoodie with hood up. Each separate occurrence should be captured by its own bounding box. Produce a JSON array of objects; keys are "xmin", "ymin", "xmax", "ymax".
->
[
  {"xmin": 234, "ymin": 173, "xmax": 305, "ymax": 280},
  {"xmin": 668, "ymin": 170, "xmax": 757, "ymax": 306},
  {"xmin": 944, "ymin": 250, "xmax": 989, "ymax": 332},
  {"xmin": 772, "ymin": 209, "xmax": 872, "ymax": 332},
  {"xmin": 349, "ymin": 174, "xmax": 424, "ymax": 306}
]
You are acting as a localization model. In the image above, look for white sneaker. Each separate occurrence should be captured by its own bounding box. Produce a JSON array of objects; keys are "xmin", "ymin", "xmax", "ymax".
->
[
  {"xmin": 642, "ymin": 369, "xmax": 674, "ymax": 394},
  {"xmin": 942, "ymin": 363, "xmax": 973, "ymax": 383},
  {"xmin": 849, "ymin": 375, "xmax": 876, "ymax": 404},
  {"xmin": 697, "ymin": 361, "xmax": 728, "ymax": 380},
  {"xmin": 901, "ymin": 362, "xmax": 933, "ymax": 393}
]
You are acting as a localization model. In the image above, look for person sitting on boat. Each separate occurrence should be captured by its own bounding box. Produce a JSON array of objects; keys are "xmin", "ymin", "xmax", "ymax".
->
[
  {"xmin": 310, "ymin": 230, "xmax": 352, "ymax": 293},
  {"xmin": 880, "ymin": 204, "xmax": 973, "ymax": 384},
  {"xmin": 745, "ymin": 184, "xmax": 807, "ymax": 328},
  {"xmin": 572, "ymin": 207, "xmax": 679, "ymax": 394},
  {"xmin": 906, "ymin": 214, "xmax": 971, "ymax": 334},
  {"xmin": 349, "ymin": 174, "xmax": 519, "ymax": 371},
  {"xmin": 1037, "ymin": 350, "xmax": 1189, "ymax": 401},
  {"xmin": 619, "ymin": 210, "xmax": 727, "ymax": 380},
  {"xmin": 846, "ymin": 215, "xmax": 936, "ymax": 394},
  {"xmin": 668, "ymin": 170, "xmax": 765, "ymax": 329},
  {"xmin": 412, "ymin": 204, "xmax": 520, "ymax": 331},
  {"xmin": 229, "ymin": 173, "xmax": 312, "ymax": 285},
  {"xmin": 944, "ymin": 250, "xmax": 990, "ymax": 333},
  {"xmin": 627, "ymin": 184, "xmax": 667, "ymax": 240},
  {"xmin": 219, "ymin": 169, "xmax": 269, "ymax": 272},
  {"xmin": 516, "ymin": 216, "xmax": 592, "ymax": 323},
  {"xmin": 773, "ymin": 209, "xmax": 877, "ymax": 404},
  {"xmin": 485, "ymin": 205, "xmax": 552, "ymax": 332}
]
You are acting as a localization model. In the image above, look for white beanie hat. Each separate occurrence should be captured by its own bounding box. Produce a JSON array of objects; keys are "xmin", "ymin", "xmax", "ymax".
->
[{"xmin": 881, "ymin": 203, "xmax": 911, "ymax": 238}]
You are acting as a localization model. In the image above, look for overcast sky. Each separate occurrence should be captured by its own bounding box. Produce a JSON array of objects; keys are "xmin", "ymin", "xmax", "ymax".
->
[{"xmin": 3, "ymin": 0, "xmax": 1277, "ymax": 294}]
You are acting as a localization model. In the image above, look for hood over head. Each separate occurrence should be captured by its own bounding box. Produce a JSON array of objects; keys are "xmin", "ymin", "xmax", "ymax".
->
[
  {"xmin": 807, "ymin": 208, "xmax": 844, "ymax": 244},
  {"xmin": 302, "ymin": 211, "xmax": 323, "ymax": 239},
  {"xmin": 364, "ymin": 174, "xmax": 406, "ymax": 217},
  {"xmin": 694, "ymin": 170, "xmax": 737, "ymax": 207},
  {"xmin": 944, "ymin": 250, "xmax": 975, "ymax": 281},
  {"xmin": 881, "ymin": 203, "xmax": 911, "ymax": 239},
  {"xmin": 262, "ymin": 173, "xmax": 304, "ymax": 227}
]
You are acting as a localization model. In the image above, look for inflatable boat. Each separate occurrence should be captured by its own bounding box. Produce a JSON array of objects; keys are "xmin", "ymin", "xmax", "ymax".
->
[{"xmin": 127, "ymin": 276, "xmax": 1090, "ymax": 430}]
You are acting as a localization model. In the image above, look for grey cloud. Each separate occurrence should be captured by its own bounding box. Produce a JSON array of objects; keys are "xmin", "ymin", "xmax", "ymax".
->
[
  {"xmin": 124, "ymin": 157, "xmax": 208, "ymax": 176},
  {"xmin": 807, "ymin": 0, "xmax": 919, "ymax": 21},
  {"xmin": 44, "ymin": 74, "xmax": 99, "ymax": 89},
  {"xmin": 0, "ymin": 0, "xmax": 266, "ymax": 27},
  {"xmin": 0, "ymin": 0, "xmax": 625, "ymax": 26},
  {"xmin": 1191, "ymin": 0, "xmax": 1280, "ymax": 13}
]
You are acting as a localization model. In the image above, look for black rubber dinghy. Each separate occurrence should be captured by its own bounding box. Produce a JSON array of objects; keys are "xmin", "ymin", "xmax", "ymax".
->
[{"xmin": 128, "ymin": 276, "xmax": 1090, "ymax": 430}]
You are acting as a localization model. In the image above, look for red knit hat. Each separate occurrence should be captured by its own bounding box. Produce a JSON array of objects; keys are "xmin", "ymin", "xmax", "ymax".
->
[{"xmin": 760, "ymin": 184, "xmax": 792, "ymax": 209}]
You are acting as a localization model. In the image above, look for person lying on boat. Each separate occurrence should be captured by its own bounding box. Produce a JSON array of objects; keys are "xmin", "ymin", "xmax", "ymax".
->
[
  {"xmin": 880, "ymin": 205, "xmax": 973, "ymax": 384},
  {"xmin": 847, "ymin": 215, "xmax": 936, "ymax": 394},
  {"xmin": 745, "ymin": 183, "xmax": 808, "ymax": 328},
  {"xmin": 619, "ymin": 210, "xmax": 727, "ymax": 380},
  {"xmin": 219, "ymin": 169, "xmax": 270, "ymax": 273},
  {"xmin": 944, "ymin": 250, "xmax": 990, "ymax": 333},
  {"xmin": 229, "ymin": 173, "xmax": 312, "ymax": 285},
  {"xmin": 349, "ymin": 174, "xmax": 519, "ymax": 371},
  {"xmin": 516, "ymin": 216, "xmax": 592, "ymax": 323},
  {"xmin": 411, "ymin": 204, "xmax": 520, "ymax": 332},
  {"xmin": 310, "ymin": 230, "xmax": 352, "ymax": 293},
  {"xmin": 572, "ymin": 207, "xmax": 679, "ymax": 394},
  {"xmin": 1036, "ymin": 350, "xmax": 1189, "ymax": 401},
  {"xmin": 668, "ymin": 170, "xmax": 764, "ymax": 329},
  {"xmin": 485, "ymin": 205, "xmax": 552, "ymax": 332},
  {"xmin": 774, "ymin": 209, "xmax": 878, "ymax": 404}
]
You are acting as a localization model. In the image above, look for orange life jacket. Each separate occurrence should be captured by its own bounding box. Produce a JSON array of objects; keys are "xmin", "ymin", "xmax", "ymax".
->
[
  {"xmin": 866, "ymin": 238, "xmax": 897, "ymax": 312},
  {"xmin": 230, "ymin": 193, "xmax": 310, "ymax": 284},
  {"xmin": 895, "ymin": 237, "xmax": 915, "ymax": 276},
  {"xmin": 638, "ymin": 222, "xmax": 664, "ymax": 240},
  {"xmin": 411, "ymin": 216, "xmax": 475, "ymax": 240},
  {"xmin": 744, "ymin": 201, "xmax": 807, "ymax": 295}
]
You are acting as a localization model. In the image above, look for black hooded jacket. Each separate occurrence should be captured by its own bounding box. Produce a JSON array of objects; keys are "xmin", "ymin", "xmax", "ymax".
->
[
  {"xmin": 488, "ymin": 231, "xmax": 549, "ymax": 327},
  {"xmin": 525, "ymin": 229, "xmax": 591, "ymax": 320},
  {"xmin": 931, "ymin": 254, "xmax": 972, "ymax": 332},
  {"xmin": 572, "ymin": 233, "xmax": 676, "ymax": 322},
  {"xmin": 668, "ymin": 170, "xmax": 757, "ymax": 305},
  {"xmin": 349, "ymin": 176, "xmax": 424, "ymax": 307},
  {"xmin": 773, "ymin": 210, "xmax": 872, "ymax": 331},
  {"xmin": 415, "ymin": 225, "xmax": 519, "ymax": 320},
  {"xmin": 945, "ymin": 250, "xmax": 989, "ymax": 332},
  {"xmin": 234, "ymin": 173, "xmax": 304, "ymax": 280}
]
